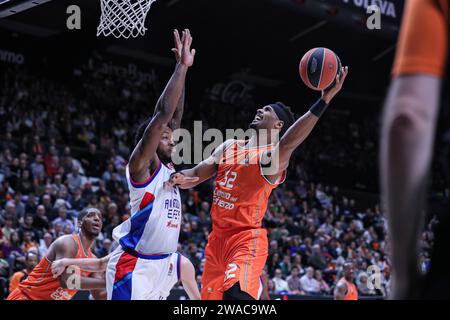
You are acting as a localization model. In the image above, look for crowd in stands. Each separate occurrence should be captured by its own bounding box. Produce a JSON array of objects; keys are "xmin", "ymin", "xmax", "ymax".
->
[{"xmin": 0, "ymin": 58, "xmax": 442, "ymax": 299}]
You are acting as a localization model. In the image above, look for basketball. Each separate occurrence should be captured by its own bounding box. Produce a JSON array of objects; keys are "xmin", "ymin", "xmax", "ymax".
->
[{"xmin": 299, "ymin": 47, "xmax": 342, "ymax": 91}]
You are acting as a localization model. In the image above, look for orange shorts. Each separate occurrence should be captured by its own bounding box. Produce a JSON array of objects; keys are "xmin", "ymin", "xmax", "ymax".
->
[
  {"xmin": 201, "ymin": 228, "xmax": 268, "ymax": 300},
  {"xmin": 6, "ymin": 288, "xmax": 30, "ymax": 300}
]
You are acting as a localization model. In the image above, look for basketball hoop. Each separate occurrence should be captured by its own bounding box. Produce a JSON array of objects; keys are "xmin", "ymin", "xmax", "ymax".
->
[{"xmin": 97, "ymin": 0, "xmax": 157, "ymax": 39}]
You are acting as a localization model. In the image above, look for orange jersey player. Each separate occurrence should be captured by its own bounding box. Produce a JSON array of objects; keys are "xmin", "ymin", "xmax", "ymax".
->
[
  {"xmin": 167, "ymin": 67, "xmax": 349, "ymax": 300},
  {"xmin": 334, "ymin": 262, "xmax": 358, "ymax": 301},
  {"xmin": 381, "ymin": 0, "xmax": 448, "ymax": 298},
  {"xmin": 7, "ymin": 208, "xmax": 106, "ymax": 300}
]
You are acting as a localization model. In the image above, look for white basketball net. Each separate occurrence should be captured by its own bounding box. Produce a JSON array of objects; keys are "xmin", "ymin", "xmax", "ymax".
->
[{"xmin": 97, "ymin": 0, "xmax": 157, "ymax": 39}]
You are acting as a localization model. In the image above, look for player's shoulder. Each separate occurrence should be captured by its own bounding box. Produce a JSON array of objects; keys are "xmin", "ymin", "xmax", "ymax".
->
[
  {"xmin": 53, "ymin": 234, "xmax": 77, "ymax": 246},
  {"xmin": 210, "ymin": 139, "xmax": 236, "ymax": 159},
  {"xmin": 336, "ymin": 278, "xmax": 348, "ymax": 288},
  {"xmin": 49, "ymin": 234, "xmax": 78, "ymax": 256}
]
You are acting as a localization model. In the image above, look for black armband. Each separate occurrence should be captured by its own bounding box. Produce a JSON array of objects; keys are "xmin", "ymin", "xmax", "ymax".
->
[{"xmin": 309, "ymin": 98, "xmax": 329, "ymax": 118}]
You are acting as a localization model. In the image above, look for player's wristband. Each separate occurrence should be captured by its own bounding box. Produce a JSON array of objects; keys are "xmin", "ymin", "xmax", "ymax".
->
[{"xmin": 309, "ymin": 98, "xmax": 329, "ymax": 118}]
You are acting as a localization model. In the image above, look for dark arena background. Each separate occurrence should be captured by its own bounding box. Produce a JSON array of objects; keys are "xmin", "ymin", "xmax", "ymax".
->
[{"xmin": 0, "ymin": 0, "xmax": 449, "ymax": 303}]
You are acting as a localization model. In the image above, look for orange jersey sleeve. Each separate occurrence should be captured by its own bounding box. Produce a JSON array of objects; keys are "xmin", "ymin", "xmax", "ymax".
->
[{"xmin": 392, "ymin": 0, "xmax": 448, "ymax": 77}]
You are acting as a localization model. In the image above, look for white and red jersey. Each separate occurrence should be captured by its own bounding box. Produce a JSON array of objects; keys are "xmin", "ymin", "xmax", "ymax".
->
[{"xmin": 112, "ymin": 162, "xmax": 181, "ymax": 257}]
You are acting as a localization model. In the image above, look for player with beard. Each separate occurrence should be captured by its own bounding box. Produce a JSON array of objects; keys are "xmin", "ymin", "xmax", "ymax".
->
[
  {"xmin": 7, "ymin": 208, "xmax": 105, "ymax": 300},
  {"xmin": 334, "ymin": 262, "xmax": 358, "ymax": 300},
  {"xmin": 103, "ymin": 29, "xmax": 197, "ymax": 300},
  {"xmin": 167, "ymin": 67, "xmax": 348, "ymax": 300}
]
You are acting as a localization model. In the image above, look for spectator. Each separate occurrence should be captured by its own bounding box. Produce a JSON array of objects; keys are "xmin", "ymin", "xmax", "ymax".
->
[
  {"xmin": 104, "ymin": 214, "xmax": 120, "ymax": 239},
  {"xmin": 102, "ymin": 163, "xmax": 115, "ymax": 182},
  {"xmin": 196, "ymin": 275, "xmax": 202, "ymax": 290},
  {"xmin": 33, "ymin": 205, "xmax": 50, "ymax": 232},
  {"xmin": 286, "ymin": 266, "xmax": 303, "ymax": 294},
  {"xmin": 30, "ymin": 154, "xmax": 45, "ymax": 179},
  {"xmin": 21, "ymin": 231, "xmax": 39, "ymax": 253},
  {"xmin": 272, "ymin": 268, "xmax": 289, "ymax": 294},
  {"xmin": 18, "ymin": 213, "xmax": 39, "ymax": 242},
  {"xmin": 279, "ymin": 254, "xmax": 292, "ymax": 278},
  {"xmin": 308, "ymin": 244, "xmax": 327, "ymax": 270},
  {"xmin": 38, "ymin": 233, "xmax": 53, "ymax": 257},
  {"xmin": 95, "ymin": 238, "xmax": 112, "ymax": 258},
  {"xmin": 8, "ymin": 251, "xmax": 38, "ymax": 292},
  {"xmin": 2, "ymin": 232, "xmax": 22, "ymax": 260},
  {"xmin": 300, "ymin": 267, "xmax": 320, "ymax": 295},
  {"xmin": 52, "ymin": 206, "xmax": 74, "ymax": 233},
  {"xmin": 66, "ymin": 166, "xmax": 84, "ymax": 192},
  {"xmin": 315, "ymin": 270, "xmax": 331, "ymax": 295},
  {"xmin": 1, "ymin": 217, "xmax": 15, "ymax": 243}
]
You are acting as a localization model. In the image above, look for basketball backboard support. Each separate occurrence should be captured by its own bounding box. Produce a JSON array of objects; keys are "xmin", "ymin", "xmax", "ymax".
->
[{"xmin": 0, "ymin": 0, "xmax": 53, "ymax": 18}]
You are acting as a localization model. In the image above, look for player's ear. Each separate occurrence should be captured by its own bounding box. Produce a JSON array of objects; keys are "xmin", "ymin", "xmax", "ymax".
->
[{"xmin": 275, "ymin": 120, "xmax": 284, "ymax": 130}]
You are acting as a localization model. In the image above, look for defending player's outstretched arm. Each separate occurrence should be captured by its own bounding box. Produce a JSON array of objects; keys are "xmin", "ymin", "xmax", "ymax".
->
[
  {"xmin": 129, "ymin": 29, "xmax": 195, "ymax": 183},
  {"xmin": 53, "ymin": 236, "xmax": 106, "ymax": 291},
  {"xmin": 268, "ymin": 67, "xmax": 348, "ymax": 180},
  {"xmin": 164, "ymin": 140, "xmax": 235, "ymax": 189},
  {"xmin": 51, "ymin": 254, "xmax": 111, "ymax": 277},
  {"xmin": 169, "ymin": 29, "xmax": 187, "ymax": 131}
]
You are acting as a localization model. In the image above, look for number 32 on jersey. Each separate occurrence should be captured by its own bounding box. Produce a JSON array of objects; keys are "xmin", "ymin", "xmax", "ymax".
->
[{"xmin": 219, "ymin": 170, "xmax": 237, "ymax": 189}]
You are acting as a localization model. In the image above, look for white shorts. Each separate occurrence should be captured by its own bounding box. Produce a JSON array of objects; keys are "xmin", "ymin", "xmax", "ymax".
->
[{"xmin": 106, "ymin": 246, "xmax": 182, "ymax": 300}]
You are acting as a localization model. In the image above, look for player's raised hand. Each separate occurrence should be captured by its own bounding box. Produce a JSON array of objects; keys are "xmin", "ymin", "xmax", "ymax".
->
[
  {"xmin": 51, "ymin": 259, "xmax": 68, "ymax": 278},
  {"xmin": 178, "ymin": 28, "xmax": 195, "ymax": 67},
  {"xmin": 322, "ymin": 66, "xmax": 349, "ymax": 104},
  {"xmin": 171, "ymin": 29, "xmax": 184, "ymax": 63},
  {"xmin": 164, "ymin": 172, "xmax": 199, "ymax": 190}
]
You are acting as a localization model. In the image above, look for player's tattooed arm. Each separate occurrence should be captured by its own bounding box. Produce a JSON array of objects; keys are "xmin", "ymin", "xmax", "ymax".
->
[
  {"xmin": 170, "ymin": 88, "xmax": 185, "ymax": 131},
  {"xmin": 129, "ymin": 29, "xmax": 195, "ymax": 182},
  {"xmin": 180, "ymin": 255, "xmax": 201, "ymax": 300},
  {"xmin": 270, "ymin": 67, "xmax": 348, "ymax": 178}
]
